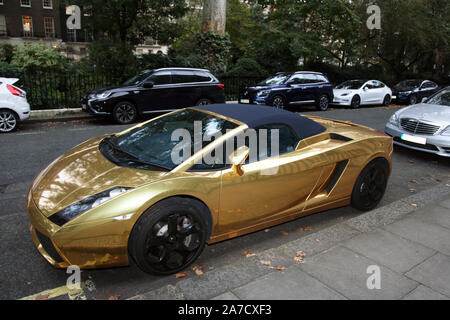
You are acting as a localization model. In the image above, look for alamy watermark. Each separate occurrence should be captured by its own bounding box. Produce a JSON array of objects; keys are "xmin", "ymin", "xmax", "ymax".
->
[
  {"xmin": 366, "ymin": 265, "xmax": 381, "ymax": 290},
  {"xmin": 367, "ymin": 4, "xmax": 381, "ymax": 30}
]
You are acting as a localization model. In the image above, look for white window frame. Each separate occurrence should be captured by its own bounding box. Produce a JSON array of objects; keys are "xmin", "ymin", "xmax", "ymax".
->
[
  {"xmin": 22, "ymin": 16, "xmax": 33, "ymax": 37},
  {"xmin": 20, "ymin": 0, "xmax": 32, "ymax": 8},
  {"xmin": 43, "ymin": 0, "xmax": 53, "ymax": 9},
  {"xmin": 0, "ymin": 15, "xmax": 7, "ymax": 36},
  {"xmin": 44, "ymin": 16, "xmax": 55, "ymax": 38}
]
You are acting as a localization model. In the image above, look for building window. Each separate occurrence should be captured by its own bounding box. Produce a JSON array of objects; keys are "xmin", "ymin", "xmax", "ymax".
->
[
  {"xmin": 44, "ymin": 16, "xmax": 55, "ymax": 38},
  {"xmin": 22, "ymin": 16, "xmax": 33, "ymax": 37},
  {"xmin": 0, "ymin": 0, "xmax": 4, "ymax": 5},
  {"xmin": 20, "ymin": 0, "xmax": 31, "ymax": 7},
  {"xmin": 0, "ymin": 15, "xmax": 6, "ymax": 36},
  {"xmin": 43, "ymin": 0, "xmax": 52, "ymax": 9}
]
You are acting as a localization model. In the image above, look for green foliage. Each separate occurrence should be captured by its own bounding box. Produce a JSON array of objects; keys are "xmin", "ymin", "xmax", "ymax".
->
[
  {"xmin": 10, "ymin": 44, "xmax": 70, "ymax": 72},
  {"xmin": 194, "ymin": 31, "xmax": 231, "ymax": 74},
  {"xmin": 0, "ymin": 44, "xmax": 15, "ymax": 64},
  {"xmin": 226, "ymin": 57, "xmax": 267, "ymax": 77},
  {"xmin": 0, "ymin": 61, "xmax": 20, "ymax": 77}
]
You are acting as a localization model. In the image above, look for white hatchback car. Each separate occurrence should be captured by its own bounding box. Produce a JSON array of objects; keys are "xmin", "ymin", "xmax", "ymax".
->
[
  {"xmin": 332, "ymin": 80, "xmax": 392, "ymax": 109},
  {"xmin": 0, "ymin": 77, "xmax": 30, "ymax": 132}
]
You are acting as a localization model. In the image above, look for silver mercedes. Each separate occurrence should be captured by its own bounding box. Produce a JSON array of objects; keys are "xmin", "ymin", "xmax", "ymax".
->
[{"xmin": 385, "ymin": 87, "xmax": 450, "ymax": 157}]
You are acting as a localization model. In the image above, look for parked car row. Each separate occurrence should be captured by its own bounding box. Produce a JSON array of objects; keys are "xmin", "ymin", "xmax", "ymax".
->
[{"xmin": 0, "ymin": 77, "xmax": 30, "ymax": 133}]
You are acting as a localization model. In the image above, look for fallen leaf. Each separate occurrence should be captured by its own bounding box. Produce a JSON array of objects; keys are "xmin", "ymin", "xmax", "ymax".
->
[
  {"xmin": 241, "ymin": 250, "xmax": 249, "ymax": 256},
  {"xmin": 409, "ymin": 179, "xmax": 418, "ymax": 184},
  {"xmin": 296, "ymin": 251, "xmax": 306, "ymax": 257},
  {"xmin": 174, "ymin": 271, "xmax": 188, "ymax": 278},
  {"xmin": 269, "ymin": 266, "xmax": 285, "ymax": 271},
  {"xmin": 35, "ymin": 294, "xmax": 49, "ymax": 300},
  {"xmin": 435, "ymin": 179, "xmax": 442, "ymax": 183},
  {"xmin": 409, "ymin": 160, "xmax": 414, "ymax": 164},
  {"xmin": 294, "ymin": 257, "xmax": 304, "ymax": 263},
  {"xmin": 245, "ymin": 253, "xmax": 256, "ymax": 258},
  {"xmin": 260, "ymin": 260, "xmax": 271, "ymax": 266},
  {"xmin": 264, "ymin": 229, "xmax": 270, "ymax": 233},
  {"xmin": 192, "ymin": 265, "xmax": 204, "ymax": 276},
  {"xmin": 409, "ymin": 188, "xmax": 416, "ymax": 193},
  {"xmin": 411, "ymin": 203, "xmax": 418, "ymax": 207},
  {"xmin": 304, "ymin": 226, "xmax": 312, "ymax": 231},
  {"xmin": 108, "ymin": 295, "xmax": 119, "ymax": 300},
  {"xmin": 281, "ymin": 231, "xmax": 289, "ymax": 236}
]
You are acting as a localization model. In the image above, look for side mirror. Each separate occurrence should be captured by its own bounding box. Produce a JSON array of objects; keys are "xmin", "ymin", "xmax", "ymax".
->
[
  {"xmin": 229, "ymin": 146, "xmax": 250, "ymax": 176},
  {"xmin": 143, "ymin": 81, "xmax": 154, "ymax": 89},
  {"xmin": 363, "ymin": 86, "xmax": 369, "ymax": 91}
]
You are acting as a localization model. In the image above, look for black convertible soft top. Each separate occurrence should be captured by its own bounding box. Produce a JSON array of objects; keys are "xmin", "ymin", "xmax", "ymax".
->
[{"xmin": 198, "ymin": 104, "xmax": 326, "ymax": 140}]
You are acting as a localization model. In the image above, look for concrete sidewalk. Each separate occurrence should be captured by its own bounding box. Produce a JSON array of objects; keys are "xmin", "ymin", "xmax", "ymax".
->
[{"xmin": 130, "ymin": 181, "xmax": 450, "ymax": 300}]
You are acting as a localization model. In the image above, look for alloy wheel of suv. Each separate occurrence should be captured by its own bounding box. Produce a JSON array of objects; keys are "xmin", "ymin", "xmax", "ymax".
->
[
  {"xmin": 271, "ymin": 96, "xmax": 286, "ymax": 109},
  {"xmin": 113, "ymin": 102, "xmax": 138, "ymax": 124},
  {"xmin": 0, "ymin": 110, "xmax": 18, "ymax": 133},
  {"xmin": 317, "ymin": 95, "xmax": 329, "ymax": 111},
  {"xmin": 409, "ymin": 95, "xmax": 417, "ymax": 105}
]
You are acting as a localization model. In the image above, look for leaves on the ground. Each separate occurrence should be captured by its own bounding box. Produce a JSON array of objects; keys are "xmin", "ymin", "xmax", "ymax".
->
[
  {"xmin": 174, "ymin": 271, "xmax": 188, "ymax": 278},
  {"xmin": 260, "ymin": 260, "xmax": 271, "ymax": 266},
  {"xmin": 192, "ymin": 264, "xmax": 204, "ymax": 276},
  {"xmin": 35, "ymin": 293, "xmax": 49, "ymax": 300},
  {"xmin": 294, "ymin": 257, "xmax": 304, "ymax": 263},
  {"xmin": 409, "ymin": 188, "xmax": 416, "ymax": 193},
  {"xmin": 409, "ymin": 160, "xmax": 414, "ymax": 164},
  {"xmin": 296, "ymin": 250, "xmax": 306, "ymax": 257},
  {"xmin": 108, "ymin": 295, "xmax": 119, "ymax": 300},
  {"xmin": 241, "ymin": 250, "xmax": 249, "ymax": 256},
  {"xmin": 411, "ymin": 203, "xmax": 418, "ymax": 207},
  {"xmin": 269, "ymin": 266, "xmax": 285, "ymax": 271},
  {"xmin": 409, "ymin": 179, "xmax": 418, "ymax": 184},
  {"xmin": 298, "ymin": 226, "xmax": 312, "ymax": 232},
  {"xmin": 264, "ymin": 229, "xmax": 270, "ymax": 233},
  {"xmin": 244, "ymin": 252, "xmax": 256, "ymax": 258},
  {"xmin": 281, "ymin": 231, "xmax": 289, "ymax": 236}
]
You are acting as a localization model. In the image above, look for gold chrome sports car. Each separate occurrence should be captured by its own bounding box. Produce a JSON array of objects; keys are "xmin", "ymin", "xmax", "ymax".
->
[{"xmin": 27, "ymin": 104, "xmax": 393, "ymax": 275}]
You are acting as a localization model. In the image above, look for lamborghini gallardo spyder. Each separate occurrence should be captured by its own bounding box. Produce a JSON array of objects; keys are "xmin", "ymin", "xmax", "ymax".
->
[{"xmin": 27, "ymin": 104, "xmax": 393, "ymax": 275}]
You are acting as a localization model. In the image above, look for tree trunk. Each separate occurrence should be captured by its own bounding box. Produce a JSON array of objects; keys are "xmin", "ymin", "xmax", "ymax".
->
[{"xmin": 202, "ymin": 0, "xmax": 226, "ymax": 34}]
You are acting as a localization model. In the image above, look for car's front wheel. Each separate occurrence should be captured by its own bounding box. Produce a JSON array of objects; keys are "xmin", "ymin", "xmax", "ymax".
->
[
  {"xmin": 129, "ymin": 197, "xmax": 209, "ymax": 275},
  {"xmin": 351, "ymin": 158, "xmax": 389, "ymax": 212},
  {"xmin": 0, "ymin": 110, "xmax": 19, "ymax": 133},
  {"xmin": 113, "ymin": 101, "xmax": 138, "ymax": 124},
  {"xmin": 316, "ymin": 95, "xmax": 329, "ymax": 111},
  {"xmin": 271, "ymin": 95, "xmax": 286, "ymax": 109},
  {"xmin": 383, "ymin": 95, "xmax": 392, "ymax": 106},
  {"xmin": 409, "ymin": 94, "xmax": 417, "ymax": 105},
  {"xmin": 351, "ymin": 95, "xmax": 361, "ymax": 109}
]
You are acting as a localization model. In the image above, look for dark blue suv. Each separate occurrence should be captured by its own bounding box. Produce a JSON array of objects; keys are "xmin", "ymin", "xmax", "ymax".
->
[{"xmin": 240, "ymin": 71, "xmax": 334, "ymax": 111}]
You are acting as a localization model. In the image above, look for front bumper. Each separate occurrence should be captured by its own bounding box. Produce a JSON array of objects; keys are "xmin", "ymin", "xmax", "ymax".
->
[
  {"xmin": 81, "ymin": 98, "xmax": 111, "ymax": 115},
  {"xmin": 331, "ymin": 97, "xmax": 351, "ymax": 106},
  {"xmin": 385, "ymin": 123, "xmax": 450, "ymax": 157}
]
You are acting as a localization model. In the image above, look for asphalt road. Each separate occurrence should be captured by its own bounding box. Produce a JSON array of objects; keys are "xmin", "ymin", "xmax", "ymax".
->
[{"xmin": 0, "ymin": 105, "xmax": 449, "ymax": 300}]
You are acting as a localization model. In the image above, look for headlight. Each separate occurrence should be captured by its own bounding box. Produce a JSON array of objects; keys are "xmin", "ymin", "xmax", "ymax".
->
[
  {"xmin": 441, "ymin": 126, "xmax": 450, "ymax": 136},
  {"xmin": 388, "ymin": 113, "xmax": 399, "ymax": 126},
  {"xmin": 257, "ymin": 90, "xmax": 271, "ymax": 97},
  {"xmin": 48, "ymin": 187, "xmax": 132, "ymax": 226},
  {"xmin": 95, "ymin": 92, "xmax": 112, "ymax": 99},
  {"xmin": 341, "ymin": 93, "xmax": 350, "ymax": 97}
]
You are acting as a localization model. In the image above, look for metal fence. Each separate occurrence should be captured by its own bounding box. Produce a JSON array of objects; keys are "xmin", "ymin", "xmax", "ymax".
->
[{"xmin": 12, "ymin": 71, "xmax": 264, "ymax": 110}]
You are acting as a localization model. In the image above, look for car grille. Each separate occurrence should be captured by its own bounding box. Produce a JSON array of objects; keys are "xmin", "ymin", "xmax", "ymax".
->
[
  {"xmin": 35, "ymin": 229, "xmax": 64, "ymax": 263},
  {"xmin": 400, "ymin": 118, "xmax": 440, "ymax": 135}
]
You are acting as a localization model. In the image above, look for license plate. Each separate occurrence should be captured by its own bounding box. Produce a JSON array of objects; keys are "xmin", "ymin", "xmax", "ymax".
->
[
  {"xmin": 401, "ymin": 134, "xmax": 426, "ymax": 145},
  {"xmin": 82, "ymin": 104, "xmax": 87, "ymax": 110},
  {"xmin": 240, "ymin": 99, "xmax": 250, "ymax": 104}
]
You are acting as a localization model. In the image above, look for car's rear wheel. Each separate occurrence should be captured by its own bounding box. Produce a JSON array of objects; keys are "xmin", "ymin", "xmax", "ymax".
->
[
  {"xmin": 409, "ymin": 94, "xmax": 417, "ymax": 105},
  {"xmin": 196, "ymin": 98, "xmax": 212, "ymax": 106},
  {"xmin": 351, "ymin": 158, "xmax": 389, "ymax": 212},
  {"xmin": 383, "ymin": 95, "xmax": 391, "ymax": 106},
  {"xmin": 113, "ymin": 101, "xmax": 137, "ymax": 124},
  {"xmin": 316, "ymin": 95, "xmax": 329, "ymax": 111},
  {"xmin": 0, "ymin": 110, "xmax": 19, "ymax": 133},
  {"xmin": 351, "ymin": 95, "xmax": 361, "ymax": 109},
  {"xmin": 129, "ymin": 197, "xmax": 209, "ymax": 275},
  {"xmin": 271, "ymin": 95, "xmax": 286, "ymax": 109}
]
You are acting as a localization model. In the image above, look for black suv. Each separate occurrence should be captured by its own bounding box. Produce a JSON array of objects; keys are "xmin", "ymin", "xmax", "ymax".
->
[
  {"xmin": 81, "ymin": 68, "xmax": 226, "ymax": 124},
  {"xmin": 392, "ymin": 79, "xmax": 440, "ymax": 105},
  {"xmin": 240, "ymin": 71, "xmax": 334, "ymax": 111}
]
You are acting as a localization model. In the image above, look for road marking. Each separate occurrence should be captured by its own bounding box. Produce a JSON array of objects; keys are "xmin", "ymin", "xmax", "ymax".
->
[
  {"xmin": 18, "ymin": 283, "xmax": 87, "ymax": 300},
  {"xmin": 16, "ymin": 131, "xmax": 46, "ymax": 135}
]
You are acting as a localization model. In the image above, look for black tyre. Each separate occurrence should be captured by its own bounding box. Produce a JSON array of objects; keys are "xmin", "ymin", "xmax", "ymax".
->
[
  {"xmin": 409, "ymin": 94, "xmax": 417, "ymax": 105},
  {"xmin": 0, "ymin": 109, "xmax": 19, "ymax": 133},
  {"xmin": 351, "ymin": 95, "xmax": 361, "ymax": 109},
  {"xmin": 351, "ymin": 158, "xmax": 389, "ymax": 212},
  {"xmin": 271, "ymin": 95, "xmax": 286, "ymax": 109},
  {"xmin": 113, "ymin": 101, "xmax": 138, "ymax": 124},
  {"xmin": 196, "ymin": 98, "xmax": 212, "ymax": 106},
  {"xmin": 128, "ymin": 197, "xmax": 210, "ymax": 275},
  {"xmin": 383, "ymin": 95, "xmax": 391, "ymax": 106},
  {"xmin": 316, "ymin": 95, "xmax": 329, "ymax": 111}
]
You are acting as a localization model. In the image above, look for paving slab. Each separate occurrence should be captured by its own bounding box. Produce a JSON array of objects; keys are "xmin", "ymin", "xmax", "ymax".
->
[
  {"xmin": 297, "ymin": 246, "xmax": 418, "ymax": 300},
  {"xmin": 211, "ymin": 291, "xmax": 239, "ymax": 300},
  {"xmin": 232, "ymin": 266, "xmax": 345, "ymax": 300},
  {"xmin": 440, "ymin": 198, "xmax": 450, "ymax": 209},
  {"xmin": 343, "ymin": 228, "xmax": 435, "ymax": 273},
  {"xmin": 410, "ymin": 205, "xmax": 450, "ymax": 230},
  {"xmin": 128, "ymin": 284, "xmax": 185, "ymax": 300},
  {"xmin": 405, "ymin": 253, "xmax": 450, "ymax": 298},
  {"xmin": 402, "ymin": 285, "xmax": 449, "ymax": 300},
  {"xmin": 384, "ymin": 217, "xmax": 450, "ymax": 255}
]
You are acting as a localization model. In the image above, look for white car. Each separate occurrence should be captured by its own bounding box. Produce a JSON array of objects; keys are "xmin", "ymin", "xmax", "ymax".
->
[
  {"xmin": 332, "ymin": 80, "xmax": 392, "ymax": 109},
  {"xmin": 0, "ymin": 77, "xmax": 30, "ymax": 133}
]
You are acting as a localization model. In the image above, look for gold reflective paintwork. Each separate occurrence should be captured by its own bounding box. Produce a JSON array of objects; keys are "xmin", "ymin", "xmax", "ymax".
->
[{"xmin": 26, "ymin": 108, "xmax": 393, "ymax": 269}]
